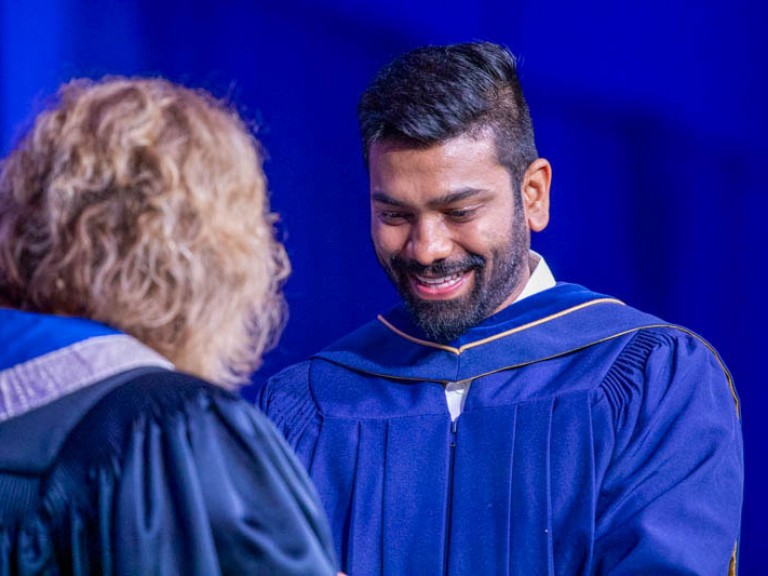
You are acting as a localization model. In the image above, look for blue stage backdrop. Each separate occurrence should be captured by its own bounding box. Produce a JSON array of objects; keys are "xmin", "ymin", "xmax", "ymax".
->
[{"xmin": 2, "ymin": 0, "xmax": 765, "ymax": 570}]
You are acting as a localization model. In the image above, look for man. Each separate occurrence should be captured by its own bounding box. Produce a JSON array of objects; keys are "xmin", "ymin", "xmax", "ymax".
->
[{"xmin": 259, "ymin": 42, "xmax": 743, "ymax": 575}]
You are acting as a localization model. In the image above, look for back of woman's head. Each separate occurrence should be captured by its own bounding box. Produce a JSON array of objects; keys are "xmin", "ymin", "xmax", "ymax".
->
[{"xmin": 0, "ymin": 77, "xmax": 289, "ymax": 388}]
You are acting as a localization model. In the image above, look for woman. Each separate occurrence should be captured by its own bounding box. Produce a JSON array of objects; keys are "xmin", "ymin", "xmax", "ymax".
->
[{"xmin": 0, "ymin": 77, "xmax": 337, "ymax": 574}]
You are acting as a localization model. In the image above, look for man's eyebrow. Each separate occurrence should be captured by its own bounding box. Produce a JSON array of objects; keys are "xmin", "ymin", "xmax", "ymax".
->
[
  {"xmin": 371, "ymin": 188, "xmax": 488, "ymax": 208},
  {"xmin": 371, "ymin": 192, "xmax": 407, "ymax": 207},
  {"xmin": 427, "ymin": 188, "xmax": 487, "ymax": 207}
]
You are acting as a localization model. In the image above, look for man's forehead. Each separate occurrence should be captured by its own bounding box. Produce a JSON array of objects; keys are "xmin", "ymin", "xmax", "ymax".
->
[
  {"xmin": 368, "ymin": 133, "xmax": 503, "ymax": 182},
  {"xmin": 369, "ymin": 127, "xmax": 496, "ymax": 156}
]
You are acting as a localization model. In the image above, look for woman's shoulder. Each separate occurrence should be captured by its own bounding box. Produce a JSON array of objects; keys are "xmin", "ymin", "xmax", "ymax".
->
[{"xmin": 5, "ymin": 368, "xmax": 337, "ymax": 575}]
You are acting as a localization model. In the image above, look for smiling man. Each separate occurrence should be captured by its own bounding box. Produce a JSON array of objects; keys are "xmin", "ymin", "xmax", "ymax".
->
[
  {"xmin": 259, "ymin": 42, "xmax": 743, "ymax": 575},
  {"xmin": 369, "ymin": 133, "xmax": 546, "ymax": 344}
]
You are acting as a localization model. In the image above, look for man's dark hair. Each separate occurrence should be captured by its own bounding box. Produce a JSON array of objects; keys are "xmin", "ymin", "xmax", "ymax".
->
[{"xmin": 358, "ymin": 41, "xmax": 538, "ymax": 185}]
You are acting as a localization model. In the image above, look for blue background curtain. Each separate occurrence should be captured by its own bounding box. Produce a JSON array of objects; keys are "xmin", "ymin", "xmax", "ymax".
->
[{"xmin": 2, "ymin": 0, "xmax": 765, "ymax": 569}]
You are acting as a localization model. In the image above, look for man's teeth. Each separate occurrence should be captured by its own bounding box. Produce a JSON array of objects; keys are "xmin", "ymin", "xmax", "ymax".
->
[{"xmin": 415, "ymin": 272, "xmax": 464, "ymax": 286}]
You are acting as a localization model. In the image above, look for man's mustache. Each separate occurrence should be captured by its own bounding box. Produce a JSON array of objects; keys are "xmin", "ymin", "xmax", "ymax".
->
[{"xmin": 389, "ymin": 254, "xmax": 485, "ymax": 276}]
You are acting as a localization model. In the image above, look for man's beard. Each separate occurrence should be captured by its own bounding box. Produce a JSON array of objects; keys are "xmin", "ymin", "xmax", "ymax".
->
[{"xmin": 380, "ymin": 213, "xmax": 529, "ymax": 343}]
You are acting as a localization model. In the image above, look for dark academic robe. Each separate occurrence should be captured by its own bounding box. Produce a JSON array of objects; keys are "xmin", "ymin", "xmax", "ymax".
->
[
  {"xmin": 259, "ymin": 283, "xmax": 743, "ymax": 575},
  {"xmin": 0, "ymin": 309, "xmax": 337, "ymax": 575}
]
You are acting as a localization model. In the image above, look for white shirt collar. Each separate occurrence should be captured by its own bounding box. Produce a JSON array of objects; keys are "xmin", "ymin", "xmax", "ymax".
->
[{"xmin": 514, "ymin": 251, "xmax": 556, "ymax": 303}]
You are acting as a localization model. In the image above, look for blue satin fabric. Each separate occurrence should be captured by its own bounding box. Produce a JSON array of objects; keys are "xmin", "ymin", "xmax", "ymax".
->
[{"xmin": 260, "ymin": 283, "xmax": 743, "ymax": 575}]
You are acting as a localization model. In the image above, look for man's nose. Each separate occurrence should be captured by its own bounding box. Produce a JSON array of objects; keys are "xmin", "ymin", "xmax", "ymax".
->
[{"xmin": 406, "ymin": 217, "xmax": 452, "ymax": 265}]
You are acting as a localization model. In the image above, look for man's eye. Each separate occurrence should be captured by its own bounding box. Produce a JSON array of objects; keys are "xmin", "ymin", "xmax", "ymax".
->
[
  {"xmin": 447, "ymin": 208, "xmax": 476, "ymax": 220},
  {"xmin": 379, "ymin": 211, "xmax": 409, "ymax": 224}
]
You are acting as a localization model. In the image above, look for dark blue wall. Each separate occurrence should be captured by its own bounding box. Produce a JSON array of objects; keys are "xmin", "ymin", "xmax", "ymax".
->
[{"xmin": 2, "ymin": 1, "xmax": 765, "ymax": 570}]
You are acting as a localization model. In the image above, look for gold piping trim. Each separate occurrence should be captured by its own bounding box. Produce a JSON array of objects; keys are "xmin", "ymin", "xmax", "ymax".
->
[
  {"xmin": 729, "ymin": 541, "xmax": 738, "ymax": 576},
  {"xmin": 374, "ymin": 310, "xmax": 740, "ymax": 418},
  {"xmin": 339, "ymin": 323, "xmax": 740, "ymax": 417},
  {"xmin": 331, "ymin": 327, "xmax": 647, "ymax": 385},
  {"xmin": 466, "ymin": 323, "xmax": 740, "ymax": 418},
  {"xmin": 376, "ymin": 317, "xmax": 461, "ymax": 354},
  {"xmin": 459, "ymin": 298, "xmax": 624, "ymax": 352},
  {"xmin": 377, "ymin": 298, "xmax": 625, "ymax": 355}
]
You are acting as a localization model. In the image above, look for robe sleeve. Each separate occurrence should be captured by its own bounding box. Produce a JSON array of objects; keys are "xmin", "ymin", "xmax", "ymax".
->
[
  {"xmin": 257, "ymin": 361, "xmax": 324, "ymax": 458},
  {"xmin": 593, "ymin": 328, "xmax": 743, "ymax": 575}
]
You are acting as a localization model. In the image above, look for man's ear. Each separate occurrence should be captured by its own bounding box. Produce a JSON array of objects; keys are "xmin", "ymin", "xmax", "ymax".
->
[{"xmin": 521, "ymin": 158, "xmax": 551, "ymax": 232}]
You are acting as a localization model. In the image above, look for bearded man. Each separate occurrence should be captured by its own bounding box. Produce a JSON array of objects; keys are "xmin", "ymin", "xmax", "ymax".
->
[{"xmin": 259, "ymin": 41, "xmax": 743, "ymax": 575}]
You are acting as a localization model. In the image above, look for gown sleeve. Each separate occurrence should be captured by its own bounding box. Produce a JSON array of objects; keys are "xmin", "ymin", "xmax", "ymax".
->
[
  {"xmin": 256, "ymin": 361, "xmax": 323, "ymax": 457},
  {"xmin": 49, "ymin": 371, "xmax": 338, "ymax": 576},
  {"xmin": 593, "ymin": 328, "xmax": 743, "ymax": 575}
]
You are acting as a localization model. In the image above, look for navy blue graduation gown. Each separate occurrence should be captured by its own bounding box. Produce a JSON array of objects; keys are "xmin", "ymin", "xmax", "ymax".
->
[
  {"xmin": 0, "ymin": 309, "xmax": 337, "ymax": 575},
  {"xmin": 259, "ymin": 283, "xmax": 743, "ymax": 575}
]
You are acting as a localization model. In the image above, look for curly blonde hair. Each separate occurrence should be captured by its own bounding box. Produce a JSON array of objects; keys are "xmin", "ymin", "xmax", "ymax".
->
[{"xmin": 0, "ymin": 77, "xmax": 289, "ymax": 388}]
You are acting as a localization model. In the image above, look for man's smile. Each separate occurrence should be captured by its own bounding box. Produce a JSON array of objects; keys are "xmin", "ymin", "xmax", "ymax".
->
[{"xmin": 409, "ymin": 269, "xmax": 473, "ymax": 299}]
